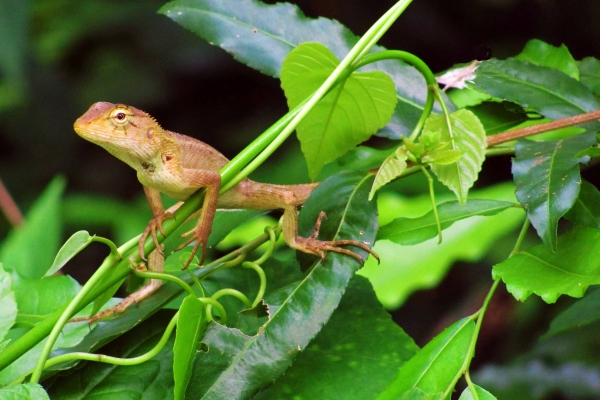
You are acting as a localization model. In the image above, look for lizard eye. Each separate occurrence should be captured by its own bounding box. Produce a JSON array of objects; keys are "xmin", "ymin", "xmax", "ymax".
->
[{"xmin": 110, "ymin": 108, "xmax": 131, "ymax": 125}]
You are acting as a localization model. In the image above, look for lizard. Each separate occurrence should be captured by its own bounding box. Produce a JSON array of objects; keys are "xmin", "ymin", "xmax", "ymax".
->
[{"xmin": 74, "ymin": 102, "xmax": 378, "ymax": 317}]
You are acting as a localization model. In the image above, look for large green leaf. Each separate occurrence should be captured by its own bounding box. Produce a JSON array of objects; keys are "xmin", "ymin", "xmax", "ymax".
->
[
  {"xmin": 515, "ymin": 39, "xmax": 579, "ymax": 80},
  {"xmin": 0, "ymin": 264, "xmax": 17, "ymax": 342},
  {"xmin": 186, "ymin": 171, "xmax": 378, "ymax": 398},
  {"xmin": 543, "ymin": 288, "xmax": 600, "ymax": 338},
  {"xmin": 254, "ymin": 276, "xmax": 418, "ymax": 399},
  {"xmin": 174, "ymin": 296, "xmax": 207, "ymax": 400},
  {"xmin": 579, "ymin": 57, "xmax": 600, "ymax": 97},
  {"xmin": 565, "ymin": 180, "xmax": 600, "ymax": 230},
  {"xmin": 378, "ymin": 317, "xmax": 475, "ymax": 399},
  {"xmin": 0, "ymin": 177, "xmax": 65, "ymax": 280},
  {"xmin": 512, "ymin": 133, "xmax": 596, "ymax": 250},
  {"xmin": 281, "ymin": 42, "xmax": 397, "ymax": 179},
  {"xmin": 425, "ymin": 109, "xmax": 487, "ymax": 204},
  {"xmin": 360, "ymin": 182, "xmax": 523, "ymax": 308},
  {"xmin": 159, "ymin": 0, "xmax": 445, "ymax": 139},
  {"xmin": 473, "ymin": 59, "xmax": 600, "ymax": 131},
  {"xmin": 378, "ymin": 200, "xmax": 516, "ymax": 245},
  {"xmin": 492, "ymin": 226, "xmax": 600, "ymax": 303}
]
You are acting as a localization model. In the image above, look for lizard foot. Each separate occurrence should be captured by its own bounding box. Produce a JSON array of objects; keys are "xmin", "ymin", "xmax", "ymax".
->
[
  {"xmin": 69, "ymin": 279, "xmax": 162, "ymax": 324},
  {"xmin": 139, "ymin": 211, "xmax": 175, "ymax": 260},
  {"xmin": 175, "ymin": 226, "xmax": 210, "ymax": 269},
  {"xmin": 297, "ymin": 211, "xmax": 379, "ymax": 264}
]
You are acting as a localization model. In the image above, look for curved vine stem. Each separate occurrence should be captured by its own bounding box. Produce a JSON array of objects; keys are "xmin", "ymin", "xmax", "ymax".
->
[
  {"xmin": 37, "ymin": 311, "xmax": 178, "ymax": 374},
  {"xmin": 462, "ymin": 216, "xmax": 530, "ymax": 391}
]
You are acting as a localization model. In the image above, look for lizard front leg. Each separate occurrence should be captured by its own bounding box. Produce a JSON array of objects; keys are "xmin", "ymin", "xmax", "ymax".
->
[{"xmin": 175, "ymin": 169, "xmax": 221, "ymax": 268}]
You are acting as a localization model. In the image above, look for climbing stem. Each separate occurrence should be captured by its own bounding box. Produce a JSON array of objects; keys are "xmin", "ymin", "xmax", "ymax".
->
[{"xmin": 40, "ymin": 312, "xmax": 178, "ymax": 371}]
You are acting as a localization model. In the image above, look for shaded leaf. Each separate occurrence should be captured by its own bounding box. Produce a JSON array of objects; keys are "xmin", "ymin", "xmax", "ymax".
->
[
  {"xmin": 281, "ymin": 42, "xmax": 396, "ymax": 179},
  {"xmin": 378, "ymin": 317, "xmax": 475, "ymax": 399},
  {"xmin": 174, "ymin": 296, "xmax": 207, "ymax": 400},
  {"xmin": 0, "ymin": 177, "xmax": 65, "ymax": 279},
  {"xmin": 474, "ymin": 59, "xmax": 600, "ymax": 131},
  {"xmin": 426, "ymin": 109, "xmax": 487, "ymax": 204},
  {"xmin": 159, "ymin": 0, "xmax": 446, "ymax": 139},
  {"xmin": 254, "ymin": 276, "xmax": 418, "ymax": 400},
  {"xmin": 458, "ymin": 385, "xmax": 497, "ymax": 400},
  {"xmin": 467, "ymin": 102, "xmax": 529, "ymax": 135},
  {"xmin": 45, "ymin": 231, "xmax": 93, "ymax": 277},
  {"xmin": 512, "ymin": 133, "xmax": 596, "ymax": 249},
  {"xmin": 515, "ymin": 39, "xmax": 579, "ymax": 80},
  {"xmin": 543, "ymin": 287, "xmax": 600, "ymax": 338},
  {"xmin": 492, "ymin": 226, "xmax": 600, "ymax": 303},
  {"xmin": 0, "ymin": 264, "xmax": 17, "ymax": 342},
  {"xmin": 189, "ymin": 171, "xmax": 378, "ymax": 398},
  {"xmin": 378, "ymin": 200, "xmax": 515, "ymax": 245},
  {"xmin": 0, "ymin": 383, "xmax": 49, "ymax": 400},
  {"xmin": 565, "ymin": 180, "xmax": 600, "ymax": 230},
  {"xmin": 579, "ymin": 57, "xmax": 600, "ymax": 97}
]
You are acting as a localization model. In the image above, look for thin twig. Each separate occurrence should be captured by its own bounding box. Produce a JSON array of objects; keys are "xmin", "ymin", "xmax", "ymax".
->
[
  {"xmin": 486, "ymin": 109, "xmax": 600, "ymax": 147},
  {"xmin": 0, "ymin": 178, "xmax": 24, "ymax": 227}
]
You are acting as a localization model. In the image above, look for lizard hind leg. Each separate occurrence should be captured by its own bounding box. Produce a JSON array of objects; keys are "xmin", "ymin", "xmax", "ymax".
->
[{"xmin": 291, "ymin": 210, "xmax": 379, "ymax": 264}]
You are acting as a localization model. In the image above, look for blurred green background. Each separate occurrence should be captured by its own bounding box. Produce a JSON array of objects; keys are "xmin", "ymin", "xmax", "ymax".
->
[{"xmin": 1, "ymin": 1, "xmax": 600, "ymax": 395}]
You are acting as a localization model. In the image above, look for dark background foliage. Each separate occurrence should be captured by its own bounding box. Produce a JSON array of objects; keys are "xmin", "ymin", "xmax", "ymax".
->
[{"xmin": 1, "ymin": 1, "xmax": 599, "ymax": 397}]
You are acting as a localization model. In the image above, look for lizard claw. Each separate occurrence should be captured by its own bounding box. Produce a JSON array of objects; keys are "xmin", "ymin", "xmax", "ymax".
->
[
  {"xmin": 139, "ymin": 211, "xmax": 175, "ymax": 260},
  {"xmin": 176, "ymin": 227, "xmax": 210, "ymax": 269},
  {"xmin": 296, "ymin": 211, "xmax": 379, "ymax": 264}
]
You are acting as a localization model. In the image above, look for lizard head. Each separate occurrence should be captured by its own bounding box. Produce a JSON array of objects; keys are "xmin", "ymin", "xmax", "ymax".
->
[{"xmin": 74, "ymin": 102, "xmax": 170, "ymax": 169}]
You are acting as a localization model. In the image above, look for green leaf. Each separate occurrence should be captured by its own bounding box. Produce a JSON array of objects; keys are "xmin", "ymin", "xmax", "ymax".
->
[
  {"xmin": 281, "ymin": 42, "xmax": 397, "ymax": 179},
  {"xmin": 378, "ymin": 317, "xmax": 475, "ymax": 399},
  {"xmin": 159, "ymin": 0, "xmax": 445, "ymax": 139},
  {"xmin": 0, "ymin": 383, "xmax": 49, "ymax": 400},
  {"xmin": 458, "ymin": 385, "xmax": 497, "ymax": 400},
  {"xmin": 174, "ymin": 295, "xmax": 207, "ymax": 400},
  {"xmin": 493, "ymin": 226, "xmax": 600, "ymax": 303},
  {"xmin": 187, "ymin": 171, "xmax": 378, "ymax": 398},
  {"xmin": 254, "ymin": 276, "xmax": 419, "ymax": 399},
  {"xmin": 512, "ymin": 133, "xmax": 596, "ymax": 250},
  {"xmin": 0, "ymin": 177, "xmax": 65, "ymax": 279},
  {"xmin": 543, "ymin": 288, "xmax": 600, "ymax": 338},
  {"xmin": 0, "ymin": 264, "xmax": 17, "ymax": 342},
  {"xmin": 370, "ymin": 147, "xmax": 408, "ymax": 200},
  {"xmin": 44, "ymin": 231, "xmax": 93, "ymax": 277},
  {"xmin": 474, "ymin": 59, "xmax": 600, "ymax": 131},
  {"xmin": 565, "ymin": 180, "xmax": 600, "ymax": 230},
  {"xmin": 398, "ymin": 388, "xmax": 444, "ymax": 400},
  {"xmin": 378, "ymin": 200, "xmax": 515, "ymax": 246},
  {"xmin": 579, "ymin": 57, "xmax": 600, "ymax": 97},
  {"xmin": 425, "ymin": 109, "xmax": 487, "ymax": 204},
  {"xmin": 515, "ymin": 39, "xmax": 579, "ymax": 80},
  {"xmin": 424, "ymin": 149, "xmax": 463, "ymax": 165},
  {"xmin": 360, "ymin": 182, "xmax": 523, "ymax": 308}
]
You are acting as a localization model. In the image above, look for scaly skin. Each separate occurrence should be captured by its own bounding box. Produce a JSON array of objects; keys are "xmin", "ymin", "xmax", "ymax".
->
[{"xmin": 74, "ymin": 102, "xmax": 378, "ymax": 319}]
